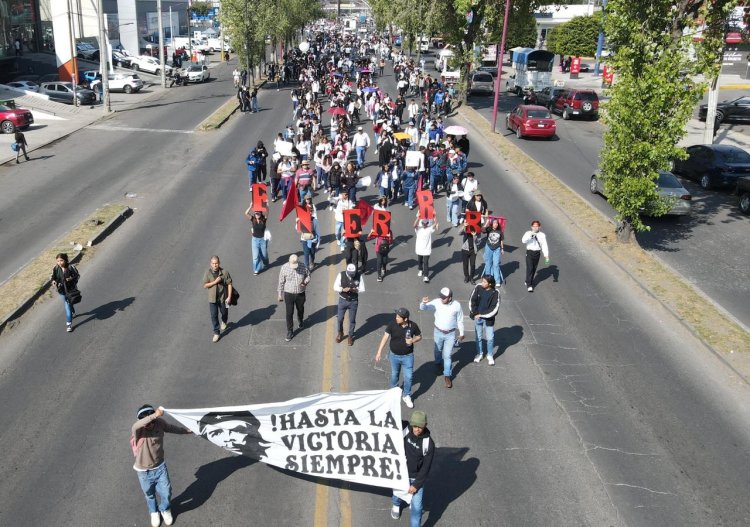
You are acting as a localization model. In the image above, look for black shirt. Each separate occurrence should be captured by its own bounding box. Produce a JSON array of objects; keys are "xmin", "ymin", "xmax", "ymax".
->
[
  {"xmin": 251, "ymin": 216, "xmax": 266, "ymax": 238},
  {"xmin": 386, "ymin": 320, "xmax": 422, "ymax": 356}
]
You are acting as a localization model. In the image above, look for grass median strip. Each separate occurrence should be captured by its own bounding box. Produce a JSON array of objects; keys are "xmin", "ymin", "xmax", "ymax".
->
[
  {"xmin": 457, "ymin": 105, "xmax": 750, "ymax": 375},
  {"xmin": 0, "ymin": 203, "xmax": 128, "ymax": 333}
]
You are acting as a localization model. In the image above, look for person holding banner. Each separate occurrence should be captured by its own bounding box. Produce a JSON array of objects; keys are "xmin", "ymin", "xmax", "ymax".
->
[
  {"xmin": 390, "ymin": 410, "xmax": 435, "ymax": 524},
  {"xmin": 334, "ymin": 194, "xmax": 353, "ymax": 252},
  {"xmin": 413, "ymin": 217, "xmax": 437, "ymax": 283},
  {"xmin": 131, "ymin": 405, "xmax": 191, "ymax": 527},
  {"xmin": 277, "ymin": 254, "xmax": 311, "ymax": 342},
  {"xmin": 470, "ymin": 275, "xmax": 500, "ymax": 365},
  {"xmin": 461, "ymin": 230, "xmax": 480, "ymax": 284},
  {"xmin": 482, "ymin": 218, "xmax": 505, "ymax": 286},
  {"xmin": 521, "ymin": 220, "xmax": 550, "ymax": 292},
  {"xmin": 297, "ymin": 198, "xmax": 320, "ymax": 269},
  {"xmin": 375, "ymin": 308, "xmax": 423, "ymax": 408},
  {"xmin": 244, "ymin": 209, "xmax": 270, "ymax": 275},
  {"xmin": 344, "ymin": 237, "xmax": 368, "ymax": 275},
  {"xmin": 446, "ymin": 174, "xmax": 463, "ymax": 227},
  {"xmin": 333, "ymin": 263, "xmax": 365, "ymax": 345},
  {"xmin": 420, "ymin": 288, "xmax": 465, "ymax": 388}
]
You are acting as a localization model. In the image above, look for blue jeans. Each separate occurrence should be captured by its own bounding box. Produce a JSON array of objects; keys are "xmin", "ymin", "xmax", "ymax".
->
[
  {"xmin": 209, "ymin": 301, "xmax": 228, "ymax": 335},
  {"xmin": 136, "ymin": 463, "xmax": 172, "ymax": 514},
  {"xmin": 301, "ymin": 240, "xmax": 317, "ymax": 267},
  {"xmin": 483, "ymin": 245, "xmax": 504, "ymax": 284},
  {"xmin": 404, "ymin": 185, "xmax": 416, "ymax": 207},
  {"xmin": 280, "ymin": 178, "xmax": 291, "ymax": 200},
  {"xmin": 252, "ymin": 236, "xmax": 269, "ymax": 273},
  {"xmin": 248, "ymin": 170, "xmax": 258, "ymax": 187},
  {"xmin": 447, "ymin": 199, "xmax": 460, "ymax": 225},
  {"xmin": 390, "ymin": 352, "xmax": 414, "ymax": 397},
  {"xmin": 251, "ymin": 97, "xmax": 259, "ymax": 112},
  {"xmin": 392, "ymin": 478, "xmax": 424, "ymax": 527},
  {"xmin": 335, "ymin": 221, "xmax": 345, "ymax": 248},
  {"xmin": 298, "ymin": 185, "xmax": 312, "ymax": 202},
  {"xmin": 474, "ymin": 318, "xmax": 495, "ymax": 358},
  {"xmin": 356, "ymin": 146, "xmax": 366, "ymax": 167},
  {"xmin": 59, "ymin": 293, "xmax": 73, "ymax": 323},
  {"xmin": 434, "ymin": 329, "xmax": 456, "ymax": 377}
]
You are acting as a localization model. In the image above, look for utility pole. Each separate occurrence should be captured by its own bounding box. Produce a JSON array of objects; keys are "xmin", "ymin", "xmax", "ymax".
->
[
  {"xmin": 157, "ymin": 0, "xmax": 166, "ymax": 87},
  {"xmin": 187, "ymin": 0, "xmax": 193, "ymax": 62},
  {"xmin": 67, "ymin": 0, "xmax": 78, "ymax": 106},
  {"xmin": 593, "ymin": 0, "xmax": 607, "ymax": 76},
  {"xmin": 491, "ymin": 0, "xmax": 512, "ymax": 132},
  {"xmin": 96, "ymin": 0, "xmax": 111, "ymax": 111}
]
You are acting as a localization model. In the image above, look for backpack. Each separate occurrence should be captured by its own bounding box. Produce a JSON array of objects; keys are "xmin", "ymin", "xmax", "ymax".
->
[{"xmin": 378, "ymin": 238, "xmax": 390, "ymax": 255}]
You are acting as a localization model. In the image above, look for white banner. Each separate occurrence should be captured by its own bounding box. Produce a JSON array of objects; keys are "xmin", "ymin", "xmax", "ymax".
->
[{"xmin": 164, "ymin": 388, "xmax": 410, "ymax": 493}]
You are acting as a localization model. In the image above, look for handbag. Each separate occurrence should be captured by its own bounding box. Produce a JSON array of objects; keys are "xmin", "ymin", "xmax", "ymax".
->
[
  {"xmin": 11, "ymin": 143, "xmax": 18, "ymax": 151},
  {"xmin": 228, "ymin": 286, "xmax": 240, "ymax": 306},
  {"xmin": 264, "ymin": 229, "xmax": 272, "ymax": 242},
  {"xmin": 65, "ymin": 288, "xmax": 82, "ymax": 305},
  {"xmin": 301, "ymin": 232, "xmax": 314, "ymax": 241}
]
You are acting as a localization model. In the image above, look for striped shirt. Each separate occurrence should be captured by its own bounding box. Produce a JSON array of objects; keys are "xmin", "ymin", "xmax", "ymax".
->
[{"xmin": 277, "ymin": 263, "xmax": 311, "ymax": 295}]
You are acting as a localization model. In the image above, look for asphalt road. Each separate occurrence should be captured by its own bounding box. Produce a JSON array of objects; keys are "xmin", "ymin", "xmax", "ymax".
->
[
  {"xmin": 466, "ymin": 84, "xmax": 750, "ymax": 328},
  {"xmin": 0, "ymin": 58, "xmax": 749, "ymax": 527}
]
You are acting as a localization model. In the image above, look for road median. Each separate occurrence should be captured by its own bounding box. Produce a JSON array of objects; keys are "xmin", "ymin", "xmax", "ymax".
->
[
  {"xmin": 197, "ymin": 78, "xmax": 267, "ymax": 131},
  {"xmin": 0, "ymin": 204, "xmax": 132, "ymax": 336},
  {"xmin": 457, "ymin": 104, "xmax": 750, "ymax": 379}
]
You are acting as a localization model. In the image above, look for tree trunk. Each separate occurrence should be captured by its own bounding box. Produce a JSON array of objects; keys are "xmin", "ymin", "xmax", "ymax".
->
[{"xmin": 616, "ymin": 219, "xmax": 633, "ymax": 243}]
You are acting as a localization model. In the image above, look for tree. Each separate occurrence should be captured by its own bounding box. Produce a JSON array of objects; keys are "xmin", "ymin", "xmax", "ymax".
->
[
  {"xmin": 599, "ymin": 0, "xmax": 738, "ymax": 240},
  {"xmin": 190, "ymin": 2, "xmax": 212, "ymax": 17},
  {"xmin": 545, "ymin": 14, "xmax": 601, "ymax": 57}
]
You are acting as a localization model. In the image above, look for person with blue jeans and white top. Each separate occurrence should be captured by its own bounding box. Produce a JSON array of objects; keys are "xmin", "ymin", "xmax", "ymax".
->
[
  {"xmin": 420, "ymin": 288, "xmax": 465, "ymax": 388},
  {"xmin": 470, "ymin": 276, "xmax": 500, "ymax": 365}
]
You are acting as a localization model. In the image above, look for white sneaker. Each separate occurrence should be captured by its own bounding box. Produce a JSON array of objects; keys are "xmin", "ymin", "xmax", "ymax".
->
[
  {"xmin": 162, "ymin": 509, "xmax": 174, "ymax": 526},
  {"xmin": 150, "ymin": 512, "xmax": 161, "ymax": 527},
  {"xmin": 473, "ymin": 355, "xmax": 482, "ymax": 363},
  {"xmin": 391, "ymin": 505, "xmax": 401, "ymax": 520},
  {"xmin": 527, "ymin": 286, "xmax": 533, "ymax": 292},
  {"xmin": 220, "ymin": 321, "xmax": 227, "ymax": 331},
  {"xmin": 212, "ymin": 334, "xmax": 220, "ymax": 343},
  {"xmin": 423, "ymin": 276, "xmax": 429, "ymax": 283},
  {"xmin": 487, "ymin": 355, "xmax": 495, "ymax": 365},
  {"xmin": 402, "ymin": 395, "xmax": 414, "ymax": 408},
  {"xmin": 417, "ymin": 270, "xmax": 422, "ymax": 277}
]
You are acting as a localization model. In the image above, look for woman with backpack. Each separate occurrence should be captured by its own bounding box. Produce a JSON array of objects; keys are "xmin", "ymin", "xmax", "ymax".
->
[{"xmin": 50, "ymin": 253, "xmax": 80, "ymax": 332}]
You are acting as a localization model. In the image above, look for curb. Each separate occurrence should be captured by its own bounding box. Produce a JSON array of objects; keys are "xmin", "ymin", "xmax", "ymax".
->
[
  {"xmin": 456, "ymin": 104, "xmax": 750, "ymax": 384},
  {"xmin": 87, "ymin": 206, "xmax": 133, "ymax": 246},
  {"xmin": 198, "ymin": 77, "xmax": 269, "ymax": 131},
  {"xmin": 0, "ymin": 206, "xmax": 133, "ymax": 337}
]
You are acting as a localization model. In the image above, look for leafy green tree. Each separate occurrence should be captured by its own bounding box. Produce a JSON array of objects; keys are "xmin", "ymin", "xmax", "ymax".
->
[
  {"xmin": 599, "ymin": 0, "xmax": 737, "ymax": 240},
  {"xmin": 545, "ymin": 14, "xmax": 601, "ymax": 57},
  {"xmin": 190, "ymin": 2, "xmax": 212, "ymax": 17}
]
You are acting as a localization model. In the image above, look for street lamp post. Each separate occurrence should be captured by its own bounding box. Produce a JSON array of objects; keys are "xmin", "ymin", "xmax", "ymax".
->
[
  {"xmin": 96, "ymin": 0, "xmax": 111, "ymax": 111},
  {"xmin": 157, "ymin": 0, "xmax": 166, "ymax": 88},
  {"xmin": 491, "ymin": 0, "xmax": 512, "ymax": 133},
  {"xmin": 66, "ymin": 0, "xmax": 79, "ymax": 106}
]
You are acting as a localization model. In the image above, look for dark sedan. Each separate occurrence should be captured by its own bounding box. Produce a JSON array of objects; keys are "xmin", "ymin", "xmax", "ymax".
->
[
  {"xmin": 40, "ymin": 82, "xmax": 96, "ymax": 106},
  {"xmin": 672, "ymin": 144, "xmax": 750, "ymax": 189},
  {"xmin": 534, "ymin": 86, "xmax": 565, "ymax": 109},
  {"xmin": 698, "ymin": 96, "xmax": 750, "ymax": 123}
]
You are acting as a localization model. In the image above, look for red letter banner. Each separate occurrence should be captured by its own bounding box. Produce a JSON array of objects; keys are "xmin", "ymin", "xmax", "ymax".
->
[
  {"xmin": 416, "ymin": 189, "xmax": 434, "ymax": 220},
  {"xmin": 252, "ymin": 184, "xmax": 268, "ymax": 213},
  {"xmin": 343, "ymin": 209, "xmax": 362, "ymax": 238},
  {"xmin": 296, "ymin": 206, "xmax": 312, "ymax": 234},
  {"xmin": 464, "ymin": 210, "xmax": 482, "ymax": 234},
  {"xmin": 356, "ymin": 199, "xmax": 375, "ymax": 226},
  {"xmin": 372, "ymin": 210, "xmax": 391, "ymax": 237}
]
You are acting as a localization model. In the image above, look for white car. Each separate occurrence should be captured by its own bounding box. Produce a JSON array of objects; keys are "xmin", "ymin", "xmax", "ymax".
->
[
  {"xmin": 107, "ymin": 73, "xmax": 144, "ymax": 93},
  {"xmin": 7, "ymin": 80, "xmax": 40, "ymax": 92},
  {"xmin": 184, "ymin": 64, "xmax": 210, "ymax": 83},
  {"xmin": 130, "ymin": 55, "xmax": 171, "ymax": 76}
]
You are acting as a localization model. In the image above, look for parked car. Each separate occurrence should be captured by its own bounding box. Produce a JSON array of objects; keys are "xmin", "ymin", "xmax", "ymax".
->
[
  {"xmin": 0, "ymin": 104, "xmax": 34, "ymax": 133},
  {"xmin": 39, "ymin": 82, "xmax": 96, "ymax": 105},
  {"xmin": 80, "ymin": 70, "xmax": 100, "ymax": 87},
  {"xmin": 469, "ymin": 72, "xmax": 494, "ymax": 95},
  {"xmin": 6, "ymin": 80, "xmax": 39, "ymax": 92},
  {"xmin": 506, "ymin": 104, "xmax": 556, "ymax": 139},
  {"xmin": 735, "ymin": 176, "xmax": 750, "ymax": 214},
  {"xmin": 672, "ymin": 144, "xmax": 750, "ymax": 189},
  {"xmin": 184, "ymin": 64, "xmax": 210, "ymax": 83},
  {"xmin": 590, "ymin": 170, "xmax": 692, "ymax": 216},
  {"xmin": 112, "ymin": 50, "xmax": 133, "ymax": 68},
  {"xmin": 698, "ymin": 96, "xmax": 750, "ymax": 123},
  {"xmin": 130, "ymin": 55, "xmax": 171, "ymax": 76},
  {"xmin": 552, "ymin": 89, "xmax": 599, "ymax": 120},
  {"xmin": 108, "ymin": 73, "xmax": 144, "ymax": 93},
  {"xmin": 75, "ymin": 42, "xmax": 99, "ymax": 61},
  {"xmin": 534, "ymin": 86, "xmax": 565, "ymax": 109}
]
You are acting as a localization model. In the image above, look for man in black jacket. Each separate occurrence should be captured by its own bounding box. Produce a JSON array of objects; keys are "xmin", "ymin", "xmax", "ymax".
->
[
  {"xmin": 470, "ymin": 275, "xmax": 500, "ymax": 365},
  {"xmin": 391, "ymin": 410, "xmax": 435, "ymax": 523}
]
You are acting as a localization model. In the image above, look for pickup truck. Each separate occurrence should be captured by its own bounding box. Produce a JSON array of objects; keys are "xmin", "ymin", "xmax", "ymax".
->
[{"xmin": 736, "ymin": 175, "xmax": 750, "ymax": 214}]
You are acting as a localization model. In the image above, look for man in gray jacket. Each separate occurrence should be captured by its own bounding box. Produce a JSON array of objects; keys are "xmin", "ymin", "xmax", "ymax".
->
[{"xmin": 131, "ymin": 405, "xmax": 191, "ymax": 527}]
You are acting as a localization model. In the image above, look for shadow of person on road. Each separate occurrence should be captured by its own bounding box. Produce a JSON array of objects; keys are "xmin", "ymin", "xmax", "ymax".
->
[
  {"xmin": 423, "ymin": 447, "xmax": 479, "ymax": 526},
  {"xmin": 230, "ymin": 303, "xmax": 277, "ymax": 331},
  {"xmin": 451, "ymin": 338, "xmax": 480, "ymax": 380},
  {"xmin": 412, "ymin": 357, "xmax": 439, "ymax": 400},
  {"xmin": 499, "ymin": 260, "xmax": 520, "ymax": 281},
  {"xmin": 491, "ymin": 324, "xmax": 524, "ymax": 360},
  {"xmin": 355, "ymin": 312, "xmax": 392, "ymax": 340},
  {"xmin": 75, "ymin": 297, "xmax": 135, "ymax": 327},
  {"xmin": 535, "ymin": 264, "xmax": 559, "ymax": 284},
  {"xmin": 173, "ymin": 456, "xmax": 256, "ymax": 516}
]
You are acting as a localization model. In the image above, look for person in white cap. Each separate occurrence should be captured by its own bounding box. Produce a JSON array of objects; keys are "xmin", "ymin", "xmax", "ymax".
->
[
  {"xmin": 351, "ymin": 126, "xmax": 371, "ymax": 169},
  {"xmin": 333, "ymin": 263, "xmax": 365, "ymax": 345},
  {"xmin": 419, "ymin": 288, "xmax": 464, "ymax": 388}
]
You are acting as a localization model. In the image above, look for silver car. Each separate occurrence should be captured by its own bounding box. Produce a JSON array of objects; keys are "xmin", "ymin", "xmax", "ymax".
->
[
  {"xmin": 590, "ymin": 170, "xmax": 692, "ymax": 216},
  {"xmin": 469, "ymin": 72, "xmax": 494, "ymax": 95}
]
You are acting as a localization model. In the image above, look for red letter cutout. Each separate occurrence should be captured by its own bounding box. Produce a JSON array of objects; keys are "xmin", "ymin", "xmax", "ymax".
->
[
  {"xmin": 252, "ymin": 183, "xmax": 268, "ymax": 213},
  {"xmin": 296, "ymin": 206, "xmax": 312, "ymax": 233},
  {"xmin": 343, "ymin": 209, "xmax": 362, "ymax": 238},
  {"xmin": 464, "ymin": 210, "xmax": 482, "ymax": 234},
  {"xmin": 372, "ymin": 210, "xmax": 391, "ymax": 237},
  {"xmin": 416, "ymin": 189, "xmax": 434, "ymax": 220}
]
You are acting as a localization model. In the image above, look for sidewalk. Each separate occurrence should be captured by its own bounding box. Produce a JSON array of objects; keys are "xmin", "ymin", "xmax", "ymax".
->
[{"xmin": 0, "ymin": 55, "xmax": 233, "ymax": 165}]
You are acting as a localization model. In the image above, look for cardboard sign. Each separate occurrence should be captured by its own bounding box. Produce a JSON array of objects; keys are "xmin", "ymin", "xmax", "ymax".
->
[
  {"xmin": 343, "ymin": 209, "xmax": 362, "ymax": 238},
  {"xmin": 416, "ymin": 189, "xmax": 435, "ymax": 220},
  {"xmin": 405, "ymin": 150, "xmax": 422, "ymax": 168},
  {"xmin": 296, "ymin": 206, "xmax": 313, "ymax": 233},
  {"xmin": 252, "ymin": 183, "xmax": 269, "ymax": 213},
  {"xmin": 464, "ymin": 210, "xmax": 482, "ymax": 234},
  {"xmin": 372, "ymin": 210, "xmax": 391, "ymax": 237}
]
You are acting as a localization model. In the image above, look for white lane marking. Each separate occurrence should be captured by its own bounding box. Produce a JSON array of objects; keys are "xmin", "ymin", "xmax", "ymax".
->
[{"xmin": 88, "ymin": 124, "xmax": 194, "ymax": 134}]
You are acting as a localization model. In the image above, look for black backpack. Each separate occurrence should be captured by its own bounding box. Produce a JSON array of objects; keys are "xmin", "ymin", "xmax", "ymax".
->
[{"xmin": 378, "ymin": 238, "xmax": 390, "ymax": 255}]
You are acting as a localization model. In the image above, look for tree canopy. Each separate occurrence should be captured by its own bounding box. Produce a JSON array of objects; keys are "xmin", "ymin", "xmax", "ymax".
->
[{"xmin": 545, "ymin": 14, "xmax": 601, "ymax": 57}]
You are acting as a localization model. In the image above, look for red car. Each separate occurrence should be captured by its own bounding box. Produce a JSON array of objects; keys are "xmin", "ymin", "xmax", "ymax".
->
[
  {"xmin": 0, "ymin": 104, "xmax": 34, "ymax": 134},
  {"xmin": 506, "ymin": 104, "xmax": 556, "ymax": 139}
]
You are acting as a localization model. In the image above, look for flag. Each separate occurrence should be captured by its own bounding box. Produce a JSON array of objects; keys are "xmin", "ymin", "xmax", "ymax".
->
[
  {"xmin": 164, "ymin": 388, "xmax": 410, "ymax": 494},
  {"xmin": 279, "ymin": 179, "xmax": 298, "ymax": 221},
  {"xmin": 356, "ymin": 199, "xmax": 374, "ymax": 225}
]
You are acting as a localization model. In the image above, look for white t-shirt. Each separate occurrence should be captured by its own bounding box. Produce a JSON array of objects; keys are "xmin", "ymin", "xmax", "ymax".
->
[{"xmin": 414, "ymin": 225, "xmax": 435, "ymax": 256}]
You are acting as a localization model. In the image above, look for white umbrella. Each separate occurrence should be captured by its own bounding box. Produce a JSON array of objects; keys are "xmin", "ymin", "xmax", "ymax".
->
[{"xmin": 444, "ymin": 125, "xmax": 468, "ymax": 136}]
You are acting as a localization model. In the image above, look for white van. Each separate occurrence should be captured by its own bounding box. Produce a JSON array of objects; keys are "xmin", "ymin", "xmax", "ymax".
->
[{"xmin": 418, "ymin": 36, "xmax": 430, "ymax": 53}]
